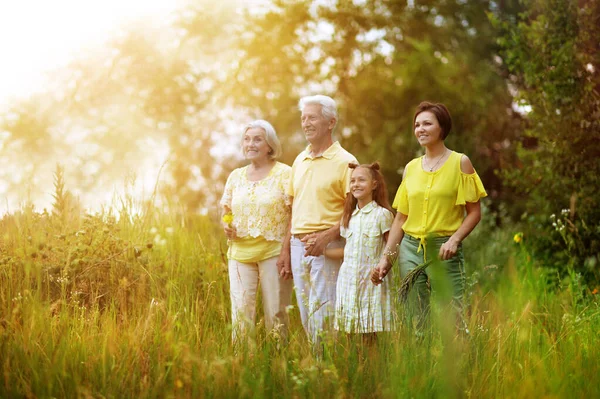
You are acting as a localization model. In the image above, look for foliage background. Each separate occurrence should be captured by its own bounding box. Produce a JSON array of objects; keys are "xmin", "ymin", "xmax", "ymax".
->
[{"xmin": 0, "ymin": 1, "xmax": 599, "ymax": 397}]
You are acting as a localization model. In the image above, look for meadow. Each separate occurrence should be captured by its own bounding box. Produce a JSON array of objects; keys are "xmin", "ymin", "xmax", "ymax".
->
[{"xmin": 1, "ymin": 193, "xmax": 599, "ymax": 399}]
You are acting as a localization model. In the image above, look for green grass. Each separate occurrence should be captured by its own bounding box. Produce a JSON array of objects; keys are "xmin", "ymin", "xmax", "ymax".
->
[{"xmin": 1, "ymin": 204, "xmax": 599, "ymax": 398}]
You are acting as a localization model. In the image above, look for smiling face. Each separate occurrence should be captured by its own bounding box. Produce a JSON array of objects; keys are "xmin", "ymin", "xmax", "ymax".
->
[
  {"xmin": 350, "ymin": 167, "xmax": 377, "ymax": 204},
  {"xmin": 300, "ymin": 103, "xmax": 335, "ymax": 145},
  {"xmin": 242, "ymin": 127, "xmax": 272, "ymax": 162},
  {"xmin": 414, "ymin": 111, "xmax": 444, "ymax": 147}
]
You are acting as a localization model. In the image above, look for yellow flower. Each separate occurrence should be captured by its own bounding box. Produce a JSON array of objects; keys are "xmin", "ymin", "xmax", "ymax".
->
[
  {"xmin": 222, "ymin": 213, "xmax": 233, "ymax": 225},
  {"xmin": 513, "ymin": 232, "xmax": 523, "ymax": 244}
]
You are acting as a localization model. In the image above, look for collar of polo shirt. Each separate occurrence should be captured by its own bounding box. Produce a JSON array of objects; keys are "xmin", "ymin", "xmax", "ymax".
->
[{"xmin": 303, "ymin": 141, "xmax": 341, "ymax": 160}]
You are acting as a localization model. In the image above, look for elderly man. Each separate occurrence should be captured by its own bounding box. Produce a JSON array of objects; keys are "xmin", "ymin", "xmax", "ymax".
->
[{"xmin": 277, "ymin": 95, "xmax": 358, "ymax": 343}]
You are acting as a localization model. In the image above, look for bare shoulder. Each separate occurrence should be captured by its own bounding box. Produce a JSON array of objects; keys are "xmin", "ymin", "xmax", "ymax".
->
[
  {"xmin": 460, "ymin": 154, "xmax": 475, "ymax": 174},
  {"xmin": 401, "ymin": 158, "xmax": 416, "ymax": 179}
]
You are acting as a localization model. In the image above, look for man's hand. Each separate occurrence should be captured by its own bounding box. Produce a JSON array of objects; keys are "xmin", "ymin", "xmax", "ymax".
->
[{"xmin": 302, "ymin": 231, "xmax": 331, "ymax": 257}]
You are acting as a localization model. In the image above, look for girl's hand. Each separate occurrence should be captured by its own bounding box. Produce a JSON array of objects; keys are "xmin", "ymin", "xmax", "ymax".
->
[
  {"xmin": 371, "ymin": 258, "xmax": 391, "ymax": 286},
  {"xmin": 223, "ymin": 225, "xmax": 237, "ymax": 240},
  {"xmin": 439, "ymin": 238, "xmax": 459, "ymax": 260}
]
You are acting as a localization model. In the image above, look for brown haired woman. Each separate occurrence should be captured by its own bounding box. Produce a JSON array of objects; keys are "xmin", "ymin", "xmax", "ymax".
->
[
  {"xmin": 321, "ymin": 162, "xmax": 396, "ymax": 337},
  {"xmin": 372, "ymin": 102, "xmax": 487, "ymax": 332}
]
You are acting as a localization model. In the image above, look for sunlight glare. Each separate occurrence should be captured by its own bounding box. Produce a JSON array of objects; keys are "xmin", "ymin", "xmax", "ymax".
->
[{"xmin": 0, "ymin": 0, "xmax": 182, "ymax": 105}]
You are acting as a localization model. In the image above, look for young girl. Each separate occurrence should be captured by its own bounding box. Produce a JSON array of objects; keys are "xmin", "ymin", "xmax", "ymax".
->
[{"xmin": 328, "ymin": 162, "xmax": 395, "ymax": 337}]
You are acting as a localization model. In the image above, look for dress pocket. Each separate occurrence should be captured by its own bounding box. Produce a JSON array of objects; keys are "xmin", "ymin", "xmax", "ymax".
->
[{"xmin": 362, "ymin": 229, "xmax": 381, "ymax": 250}]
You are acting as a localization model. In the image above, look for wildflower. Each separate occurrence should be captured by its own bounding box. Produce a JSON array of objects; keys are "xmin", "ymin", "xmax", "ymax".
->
[
  {"xmin": 175, "ymin": 379, "xmax": 184, "ymax": 389},
  {"xmin": 592, "ymin": 287, "xmax": 599, "ymax": 295},
  {"xmin": 222, "ymin": 213, "xmax": 233, "ymax": 225},
  {"xmin": 150, "ymin": 227, "xmax": 158, "ymax": 234},
  {"xmin": 165, "ymin": 227, "xmax": 174, "ymax": 235},
  {"xmin": 513, "ymin": 232, "xmax": 523, "ymax": 244}
]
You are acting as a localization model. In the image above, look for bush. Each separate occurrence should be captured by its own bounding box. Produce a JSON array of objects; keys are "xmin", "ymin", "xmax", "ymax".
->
[{"xmin": 492, "ymin": 0, "xmax": 600, "ymax": 283}]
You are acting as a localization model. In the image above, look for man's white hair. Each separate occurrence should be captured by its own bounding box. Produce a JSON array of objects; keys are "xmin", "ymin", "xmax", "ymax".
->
[
  {"xmin": 298, "ymin": 95, "xmax": 338, "ymax": 128},
  {"xmin": 242, "ymin": 119, "xmax": 282, "ymax": 160}
]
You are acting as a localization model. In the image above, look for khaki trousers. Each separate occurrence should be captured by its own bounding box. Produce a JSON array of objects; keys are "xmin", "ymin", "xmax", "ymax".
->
[{"xmin": 228, "ymin": 256, "xmax": 293, "ymax": 342}]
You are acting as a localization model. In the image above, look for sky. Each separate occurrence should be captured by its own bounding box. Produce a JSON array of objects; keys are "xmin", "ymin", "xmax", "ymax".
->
[
  {"xmin": 0, "ymin": 0, "xmax": 274, "ymax": 214},
  {"xmin": 0, "ymin": 0, "xmax": 184, "ymax": 106},
  {"xmin": 0, "ymin": 0, "xmax": 188, "ymax": 213}
]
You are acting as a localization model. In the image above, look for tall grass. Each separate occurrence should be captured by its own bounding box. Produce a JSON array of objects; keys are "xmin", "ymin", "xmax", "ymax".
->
[{"xmin": 1, "ymin": 195, "xmax": 598, "ymax": 398}]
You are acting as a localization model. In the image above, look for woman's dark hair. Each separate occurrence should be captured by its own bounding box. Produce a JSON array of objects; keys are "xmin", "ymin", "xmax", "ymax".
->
[
  {"xmin": 341, "ymin": 162, "xmax": 394, "ymax": 228},
  {"xmin": 413, "ymin": 101, "xmax": 452, "ymax": 139}
]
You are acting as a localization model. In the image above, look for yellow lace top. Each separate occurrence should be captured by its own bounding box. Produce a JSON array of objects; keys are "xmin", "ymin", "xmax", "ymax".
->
[
  {"xmin": 220, "ymin": 162, "xmax": 292, "ymax": 242},
  {"xmin": 392, "ymin": 151, "xmax": 487, "ymax": 238}
]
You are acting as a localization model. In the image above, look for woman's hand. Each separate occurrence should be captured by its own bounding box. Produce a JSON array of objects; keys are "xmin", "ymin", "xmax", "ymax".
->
[
  {"xmin": 277, "ymin": 250, "xmax": 293, "ymax": 280},
  {"xmin": 438, "ymin": 237, "xmax": 459, "ymax": 260},
  {"xmin": 371, "ymin": 258, "xmax": 391, "ymax": 286},
  {"xmin": 223, "ymin": 224, "xmax": 237, "ymax": 240}
]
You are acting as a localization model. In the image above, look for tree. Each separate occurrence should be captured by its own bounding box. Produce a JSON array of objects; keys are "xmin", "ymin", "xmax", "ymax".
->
[
  {"xmin": 0, "ymin": 3, "xmax": 242, "ymax": 213},
  {"xmin": 494, "ymin": 0, "xmax": 600, "ymax": 281},
  {"xmin": 218, "ymin": 0, "xmax": 523, "ymax": 210}
]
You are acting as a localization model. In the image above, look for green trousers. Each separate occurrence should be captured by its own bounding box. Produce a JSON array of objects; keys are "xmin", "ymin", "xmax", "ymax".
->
[{"xmin": 398, "ymin": 234, "xmax": 466, "ymax": 331}]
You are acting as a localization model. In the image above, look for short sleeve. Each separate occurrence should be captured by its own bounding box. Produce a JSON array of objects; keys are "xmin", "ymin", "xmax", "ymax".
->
[
  {"xmin": 286, "ymin": 164, "xmax": 295, "ymax": 198},
  {"xmin": 340, "ymin": 223, "xmax": 348, "ymax": 239},
  {"xmin": 341, "ymin": 161, "xmax": 354, "ymax": 195},
  {"xmin": 220, "ymin": 170, "xmax": 236, "ymax": 209},
  {"xmin": 456, "ymin": 171, "xmax": 488, "ymax": 205},
  {"xmin": 379, "ymin": 209, "xmax": 394, "ymax": 235},
  {"xmin": 392, "ymin": 181, "xmax": 408, "ymax": 214}
]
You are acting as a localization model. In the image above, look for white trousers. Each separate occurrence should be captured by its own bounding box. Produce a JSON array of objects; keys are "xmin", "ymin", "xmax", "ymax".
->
[
  {"xmin": 228, "ymin": 256, "xmax": 293, "ymax": 342},
  {"xmin": 290, "ymin": 237, "xmax": 343, "ymax": 343}
]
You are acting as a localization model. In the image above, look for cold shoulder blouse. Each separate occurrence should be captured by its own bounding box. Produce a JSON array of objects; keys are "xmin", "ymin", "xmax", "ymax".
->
[{"xmin": 392, "ymin": 151, "xmax": 487, "ymax": 239}]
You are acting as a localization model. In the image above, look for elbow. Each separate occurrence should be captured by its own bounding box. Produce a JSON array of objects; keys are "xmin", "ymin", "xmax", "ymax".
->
[
  {"xmin": 473, "ymin": 209, "xmax": 482, "ymax": 226},
  {"xmin": 465, "ymin": 207, "xmax": 482, "ymax": 227}
]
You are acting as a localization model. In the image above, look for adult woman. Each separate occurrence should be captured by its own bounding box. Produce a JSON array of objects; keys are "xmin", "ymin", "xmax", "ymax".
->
[
  {"xmin": 372, "ymin": 102, "xmax": 487, "ymax": 331},
  {"xmin": 220, "ymin": 120, "xmax": 293, "ymax": 342}
]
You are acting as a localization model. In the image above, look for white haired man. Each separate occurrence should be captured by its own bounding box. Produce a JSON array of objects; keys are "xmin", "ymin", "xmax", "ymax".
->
[{"xmin": 277, "ymin": 95, "xmax": 357, "ymax": 345}]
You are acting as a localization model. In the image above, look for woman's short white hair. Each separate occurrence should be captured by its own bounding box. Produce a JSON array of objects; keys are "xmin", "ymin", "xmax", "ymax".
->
[
  {"xmin": 298, "ymin": 95, "xmax": 338, "ymax": 128},
  {"xmin": 242, "ymin": 120, "xmax": 282, "ymax": 160}
]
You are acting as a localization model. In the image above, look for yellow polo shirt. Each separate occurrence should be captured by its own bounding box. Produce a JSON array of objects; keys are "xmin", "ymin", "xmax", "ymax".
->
[{"xmin": 287, "ymin": 141, "xmax": 357, "ymax": 234}]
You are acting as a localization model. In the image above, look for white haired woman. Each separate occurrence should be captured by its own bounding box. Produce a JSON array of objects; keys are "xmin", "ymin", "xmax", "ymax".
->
[{"xmin": 220, "ymin": 120, "xmax": 294, "ymax": 343}]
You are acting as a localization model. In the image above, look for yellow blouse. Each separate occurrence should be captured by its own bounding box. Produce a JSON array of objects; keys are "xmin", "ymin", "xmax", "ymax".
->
[
  {"xmin": 220, "ymin": 162, "xmax": 291, "ymax": 263},
  {"xmin": 392, "ymin": 151, "xmax": 487, "ymax": 239}
]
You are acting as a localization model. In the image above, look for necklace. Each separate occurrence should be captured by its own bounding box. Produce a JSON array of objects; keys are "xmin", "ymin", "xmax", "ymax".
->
[{"xmin": 424, "ymin": 149, "xmax": 448, "ymax": 172}]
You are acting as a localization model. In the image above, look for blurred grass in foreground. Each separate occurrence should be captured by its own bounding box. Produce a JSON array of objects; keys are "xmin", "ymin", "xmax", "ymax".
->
[{"xmin": 0, "ymin": 195, "xmax": 598, "ymax": 398}]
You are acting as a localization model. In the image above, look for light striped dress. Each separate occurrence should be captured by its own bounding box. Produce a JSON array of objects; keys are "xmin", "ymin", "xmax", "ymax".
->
[{"xmin": 335, "ymin": 201, "xmax": 395, "ymax": 333}]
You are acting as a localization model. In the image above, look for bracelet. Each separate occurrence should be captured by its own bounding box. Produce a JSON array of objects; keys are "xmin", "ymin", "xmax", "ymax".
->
[{"xmin": 383, "ymin": 249, "xmax": 397, "ymax": 257}]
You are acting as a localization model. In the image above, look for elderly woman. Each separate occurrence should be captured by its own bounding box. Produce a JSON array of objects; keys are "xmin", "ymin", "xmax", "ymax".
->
[
  {"xmin": 220, "ymin": 120, "xmax": 293, "ymax": 342},
  {"xmin": 373, "ymin": 102, "xmax": 487, "ymax": 331}
]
